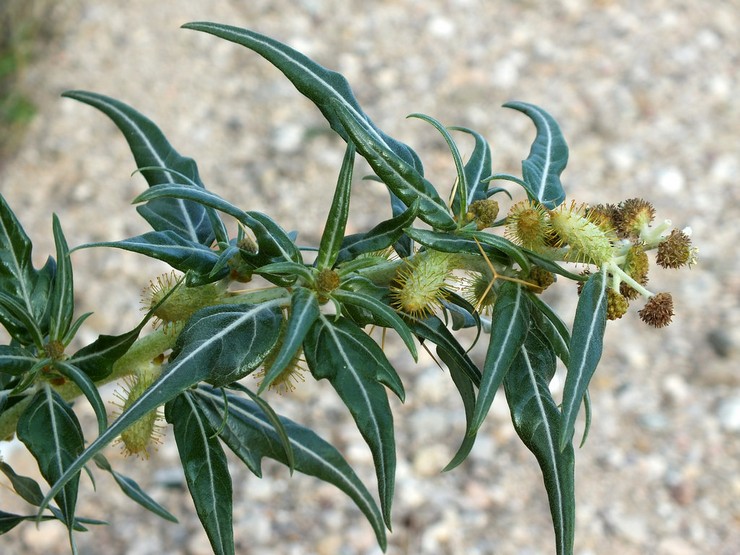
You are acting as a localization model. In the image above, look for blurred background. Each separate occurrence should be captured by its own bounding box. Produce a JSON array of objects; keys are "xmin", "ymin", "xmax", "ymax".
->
[{"xmin": 1, "ymin": 1, "xmax": 738, "ymax": 554}]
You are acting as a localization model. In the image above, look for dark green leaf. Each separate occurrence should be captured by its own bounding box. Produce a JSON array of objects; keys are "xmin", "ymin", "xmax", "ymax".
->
[
  {"xmin": 471, "ymin": 282, "xmax": 530, "ymax": 436},
  {"xmin": 405, "ymin": 314, "xmax": 481, "ymax": 387},
  {"xmin": 437, "ymin": 347, "xmax": 478, "ymax": 471},
  {"xmin": 17, "ymin": 385, "xmax": 84, "ymax": 530},
  {"xmin": 38, "ymin": 301, "xmax": 283, "ymax": 516},
  {"xmin": 528, "ymin": 292, "xmax": 571, "ymax": 366},
  {"xmin": 304, "ymin": 315, "xmax": 397, "ymax": 527},
  {"xmin": 449, "ymin": 126, "xmax": 492, "ymax": 214},
  {"xmin": 560, "ymin": 269, "xmax": 607, "ymax": 451},
  {"xmin": 316, "ymin": 142, "xmax": 355, "ymax": 270},
  {"xmin": 503, "ymin": 101, "xmax": 568, "ymax": 209},
  {"xmin": 408, "ymin": 113, "xmax": 468, "ymax": 220},
  {"xmin": 182, "ymin": 22, "xmax": 421, "ymax": 170},
  {"xmin": 195, "ymin": 385, "xmax": 387, "ymax": 550},
  {"xmin": 336, "ymin": 199, "xmax": 419, "ymax": 263},
  {"xmin": 332, "ymin": 288, "xmax": 417, "ymax": 361},
  {"xmin": 48, "ymin": 215, "xmax": 74, "ymax": 342},
  {"xmin": 0, "ymin": 194, "xmax": 40, "ymax": 330},
  {"xmin": 0, "ymin": 290, "xmax": 44, "ymax": 349},
  {"xmin": 166, "ymin": 393, "xmax": 233, "ymax": 555},
  {"xmin": 54, "ymin": 361, "xmax": 108, "ymax": 435},
  {"xmin": 0, "ymin": 511, "xmax": 55, "ymax": 534},
  {"xmin": 257, "ymin": 287, "xmax": 319, "ymax": 394},
  {"xmin": 61, "ymin": 90, "xmax": 216, "ymax": 245},
  {"xmin": 467, "ymin": 230, "xmax": 532, "ymax": 274},
  {"xmin": 92, "ymin": 454, "xmax": 178, "ymax": 522},
  {"xmin": 0, "ymin": 345, "xmax": 38, "ymax": 376},
  {"xmin": 134, "ymin": 184, "xmax": 301, "ymax": 263},
  {"xmin": 331, "ymin": 98, "xmax": 456, "ymax": 231},
  {"xmin": 503, "ymin": 329, "xmax": 575, "ymax": 555},
  {"xmin": 82, "ymin": 230, "xmax": 223, "ymax": 277},
  {"xmin": 0, "ymin": 461, "xmax": 45, "ymax": 505}
]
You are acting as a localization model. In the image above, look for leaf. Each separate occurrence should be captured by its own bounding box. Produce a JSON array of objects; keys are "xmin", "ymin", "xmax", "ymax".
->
[
  {"xmin": 408, "ymin": 113, "xmax": 468, "ymax": 220},
  {"xmin": 503, "ymin": 101, "xmax": 568, "ymax": 209},
  {"xmin": 503, "ymin": 329, "xmax": 575, "ymax": 555},
  {"xmin": 134, "ymin": 184, "xmax": 301, "ymax": 264},
  {"xmin": 62, "ymin": 90, "xmax": 216, "ymax": 246},
  {"xmin": 304, "ymin": 315, "xmax": 397, "ymax": 527},
  {"xmin": 37, "ymin": 301, "xmax": 283, "ymax": 517},
  {"xmin": 48, "ymin": 215, "xmax": 74, "ymax": 342},
  {"xmin": 467, "ymin": 230, "xmax": 532, "ymax": 274},
  {"xmin": 257, "ymin": 287, "xmax": 319, "ymax": 394},
  {"xmin": 194, "ymin": 385, "xmax": 388, "ymax": 550},
  {"xmin": 336, "ymin": 199, "xmax": 419, "ymax": 263},
  {"xmin": 331, "ymin": 288, "xmax": 418, "ymax": 361},
  {"xmin": 166, "ymin": 393, "xmax": 233, "ymax": 555},
  {"xmin": 528, "ymin": 292, "xmax": 571, "ymax": 366},
  {"xmin": 316, "ymin": 142, "xmax": 355, "ymax": 270},
  {"xmin": 182, "ymin": 22, "xmax": 421, "ymax": 170},
  {"xmin": 436, "ymin": 347, "xmax": 478, "ymax": 471},
  {"xmin": 0, "ymin": 194, "xmax": 39, "ymax": 318},
  {"xmin": 92, "ymin": 454, "xmax": 178, "ymax": 522},
  {"xmin": 330, "ymin": 98, "xmax": 457, "ymax": 231},
  {"xmin": 0, "ymin": 461, "xmax": 45, "ymax": 506},
  {"xmin": 0, "ymin": 291, "xmax": 44, "ymax": 348},
  {"xmin": 0, "ymin": 511, "xmax": 55, "ymax": 534},
  {"xmin": 82, "ymin": 230, "xmax": 223, "ymax": 278},
  {"xmin": 405, "ymin": 314, "xmax": 481, "ymax": 387},
  {"xmin": 559, "ymin": 269, "xmax": 607, "ymax": 451},
  {"xmin": 0, "ymin": 345, "xmax": 38, "ymax": 376},
  {"xmin": 470, "ymin": 282, "xmax": 530, "ymax": 436},
  {"xmin": 53, "ymin": 361, "xmax": 108, "ymax": 436},
  {"xmin": 17, "ymin": 385, "xmax": 84, "ymax": 530},
  {"xmin": 449, "ymin": 126, "xmax": 492, "ymax": 214}
]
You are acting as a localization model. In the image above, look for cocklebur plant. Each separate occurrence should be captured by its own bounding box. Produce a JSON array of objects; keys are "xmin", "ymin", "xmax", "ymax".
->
[{"xmin": 0, "ymin": 22, "xmax": 696, "ymax": 555}]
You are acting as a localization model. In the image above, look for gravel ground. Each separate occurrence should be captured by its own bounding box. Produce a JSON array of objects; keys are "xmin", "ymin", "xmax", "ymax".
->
[{"xmin": 1, "ymin": 1, "xmax": 738, "ymax": 554}]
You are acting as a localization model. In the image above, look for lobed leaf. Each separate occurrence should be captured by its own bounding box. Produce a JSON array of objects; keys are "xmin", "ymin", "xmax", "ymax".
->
[
  {"xmin": 166, "ymin": 393, "xmax": 233, "ymax": 555},
  {"xmin": 304, "ymin": 315, "xmax": 398, "ymax": 527},
  {"xmin": 559, "ymin": 269, "xmax": 607, "ymax": 451},
  {"xmin": 17, "ymin": 386, "xmax": 84, "ymax": 532},
  {"xmin": 194, "ymin": 385, "xmax": 388, "ymax": 550},
  {"xmin": 503, "ymin": 329, "xmax": 575, "ymax": 555},
  {"xmin": 61, "ymin": 90, "xmax": 216, "ymax": 246}
]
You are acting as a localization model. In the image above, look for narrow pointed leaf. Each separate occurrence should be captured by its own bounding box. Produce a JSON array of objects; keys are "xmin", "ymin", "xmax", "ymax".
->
[
  {"xmin": 316, "ymin": 142, "xmax": 355, "ymax": 270},
  {"xmin": 54, "ymin": 362, "xmax": 108, "ymax": 435},
  {"xmin": 92, "ymin": 454, "xmax": 177, "ymax": 522},
  {"xmin": 405, "ymin": 314, "xmax": 481, "ymax": 386},
  {"xmin": 471, "ymin": 282, "xmax": 530, "ymax": 435},
  {"xmin": 0, "ymin": 511, "xmax": 56, "ymax": 534},
  {"xmin": 82, "ymin": 230, "xmax": 222, "ymax": 277},
  {"xmin": 166, "ymin": 393, "xmax": 233, "ymax": 555},
  {"xmin": 560, "ymin": 269, "xmax": 607, "ymax": 451},
  {"xmin": 195, "ymin": 385, "xmax": 387, "ymax": 550},
  {"xmin": 332, "ymin": 288, "xmax": 417, "ymax": 361},
  {"xmin": 408, "ymin": 113, "xmax": 468, "ymax": 220},
  {"xmin": 0, "ymin": 461, "xmax": 45, "ymax": 506},
  {"xmin": 0, "ymin": 291, "xmax": 44, "ymax": 348},
  {"xmin": 504, "ymin": 329, "xmax": 575, "ymax": 555},
  {"xmin": 331, "ymin": 98, "xmax": 456, "ymax": 231},
  {"xmin": 304, "ymin": 315, "xmax": 397, "ymax": 527},
  {"xmin": 437, "ymin": 347, "xmax": 478, "ymax": 471},
  {"xmin": 48, "ymin": 215, "xmax": 74, "ymax": 342},
  {"xmin": 336, "ymin": 199, "xmax": 419, "ymax": 263},
  {"xmin": 37, "ymin": 301, "xmax": 283, "ymax": 517},
  {"xmin": 527, "ymin": 292, "xmax": 571, "ymax": 366},
  {"xmin": 62, "ymin": 90, "xmax": 215, "ymax": 245},
  {"xmin": 503, "ymin": 101, "xmax": 568, "ymax": 209},
  {"xmin": 182, "ymin": 22, "xmax": 420, "ymax": 170},
  {"xmin": 449, "ymin": 126, "xmax": 492, "ymax": 214},
  {"xmin": 257, "ymin": 287, "xmax": 319, "ymax": 394},
  {"xmin": 134, "ymin": 184, "xmax": 301, "ymax": 263},
  {"xmin": 17, "ymin": 385, "xmax": 84, "ymax": 529}
]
